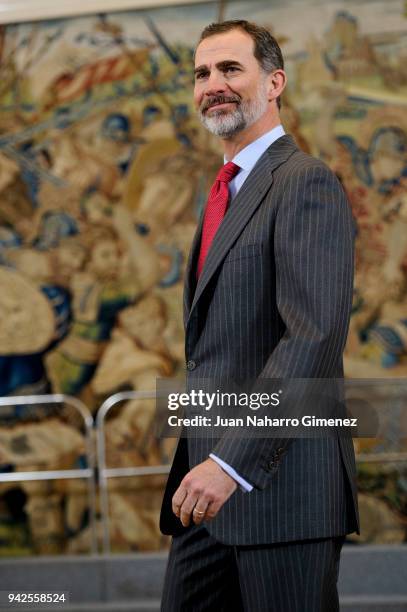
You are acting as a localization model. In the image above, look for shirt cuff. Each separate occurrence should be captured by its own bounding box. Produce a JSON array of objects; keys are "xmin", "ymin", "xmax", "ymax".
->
[{"xmin": 209, "ymin": 453, "xmax": 253, "ymax": 492}]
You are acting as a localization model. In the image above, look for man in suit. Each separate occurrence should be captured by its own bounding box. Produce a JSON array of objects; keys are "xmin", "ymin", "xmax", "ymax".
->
[{"xmin": 160, "ymin": 20, "xmax": 360, "ymax": 611}]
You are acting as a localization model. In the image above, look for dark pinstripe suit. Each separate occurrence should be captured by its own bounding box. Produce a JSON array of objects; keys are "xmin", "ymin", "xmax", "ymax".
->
[{"xmin": 160, "ymin": 134, "xmax": 360, "ymax": 610}]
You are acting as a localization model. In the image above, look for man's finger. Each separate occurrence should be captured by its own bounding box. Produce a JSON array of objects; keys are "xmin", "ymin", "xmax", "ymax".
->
[
  {"xmin": 204, "ymin": 498, "xmax": 223, "ymax": 521},
  {"xmin": 192, "ymin": 503, "xmax": 210, "ymax": 525},
  {"xmin": 179, "ymin": 492, "xmax": 199, "ymax": 527},
  {"xmin": 172, "ymin": 485, "xmax": 187, "ymax": 517}
]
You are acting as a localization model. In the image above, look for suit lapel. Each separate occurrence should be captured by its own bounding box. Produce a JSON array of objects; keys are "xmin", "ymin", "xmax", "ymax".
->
[{"xmin": 184, "ymin": 134, "xmax": 298, "ymax": 326}]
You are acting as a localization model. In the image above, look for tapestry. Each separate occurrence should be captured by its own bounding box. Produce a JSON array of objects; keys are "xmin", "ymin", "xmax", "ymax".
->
[{"xmin": 0, "ymin": 0, "xmax": 406, "ymax": 553}]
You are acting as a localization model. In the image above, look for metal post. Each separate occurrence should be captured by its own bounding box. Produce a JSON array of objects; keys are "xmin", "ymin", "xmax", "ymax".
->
[
  {"xmin": 0, "ymin": 394, "xmax": 97, "ymax": 554},
  {"xmin": 96, "ymin": 391, "xmax": 170, "ymax": 554}
]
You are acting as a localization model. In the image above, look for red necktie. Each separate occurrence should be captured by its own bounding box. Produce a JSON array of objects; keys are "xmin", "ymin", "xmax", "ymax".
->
[{"xmin": 197, "ymin": 161, "xmax": 240, "ymax": 278}]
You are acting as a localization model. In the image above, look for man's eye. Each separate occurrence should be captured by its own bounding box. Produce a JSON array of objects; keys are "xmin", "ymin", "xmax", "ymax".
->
[
  {"xmin": 225, "ymin": 66, "xmax": 239, "ymax": 73},
  {"xmin": 195, "ymin": 72, "xmax": 208, "ymax": 80}
]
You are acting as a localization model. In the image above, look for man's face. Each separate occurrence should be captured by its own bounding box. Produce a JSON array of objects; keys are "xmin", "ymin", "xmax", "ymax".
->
[
  {"xmin": 194, "ymin": 29, "xmax": 269, "ymax": 138},
  {"xmin": 89, "ymin": 240, "xmax": 120, "ymax": 278}
]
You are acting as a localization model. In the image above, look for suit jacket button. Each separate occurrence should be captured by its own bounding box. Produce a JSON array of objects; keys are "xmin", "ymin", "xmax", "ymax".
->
[
  {"xmin": 268, "ymin": 460, "xmax": 277, "ymax": 470},
  {"xmin": 186, "ymin": 360, "xmax": 196, "ymax": 371}
]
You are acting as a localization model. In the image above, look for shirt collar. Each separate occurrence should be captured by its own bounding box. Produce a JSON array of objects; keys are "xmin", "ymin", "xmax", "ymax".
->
[{"xmin": 224, "ymin": 125, "xmax": 286, "ymax": 172}]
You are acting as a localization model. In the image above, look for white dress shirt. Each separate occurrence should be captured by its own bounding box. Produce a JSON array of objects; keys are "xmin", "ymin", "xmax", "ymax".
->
[{"xmin": 209, "ymin": 124, "xmax": 286, "ymax": 492}]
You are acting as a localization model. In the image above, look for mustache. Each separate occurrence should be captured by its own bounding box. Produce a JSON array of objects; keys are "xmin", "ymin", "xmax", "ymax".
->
[{"xmin": 200, "ymin": 94, "xmax": 241, "ymax": 113}]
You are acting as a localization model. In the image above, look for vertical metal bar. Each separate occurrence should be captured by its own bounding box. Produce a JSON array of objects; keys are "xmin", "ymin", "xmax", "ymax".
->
[
  {"xmin": 95, "ymin": 391, "xmax": 156, "ymax": 554},
  {"xmin": 0, "ymin": 394, "xmax": 97, "ymax": 554}
]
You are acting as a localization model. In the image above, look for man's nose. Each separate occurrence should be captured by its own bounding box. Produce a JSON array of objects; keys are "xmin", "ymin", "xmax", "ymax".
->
[{"xmin": 204, "ymin": 70, "xmax": 227, "ymax": 95}]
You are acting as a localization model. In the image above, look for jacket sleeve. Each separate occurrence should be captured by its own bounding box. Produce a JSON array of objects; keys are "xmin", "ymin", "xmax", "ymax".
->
[{"xmin": 212, "ymin": 162, "xmax": 356, "ymax": 490}]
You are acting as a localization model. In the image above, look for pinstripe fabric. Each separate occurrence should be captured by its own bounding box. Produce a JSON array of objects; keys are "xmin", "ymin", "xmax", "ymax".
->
[
  {"xmin": 161, "ymin": 524, "xmax": 345, "ymax": 612},
  {"xmin": 160, "ymin": 134, "xmax": 360, "ymax": 547}
]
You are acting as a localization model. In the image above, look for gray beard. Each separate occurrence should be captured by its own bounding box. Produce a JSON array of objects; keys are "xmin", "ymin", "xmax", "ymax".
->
[{"xmin": 199, "ymin": 85, "xmax": 269, "ymax": 138}]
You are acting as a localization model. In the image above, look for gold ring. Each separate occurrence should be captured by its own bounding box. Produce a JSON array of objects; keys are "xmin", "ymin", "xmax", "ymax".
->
[{"xmin": 193, "ymin": 508, "xmax": 205, "ymax": 515}]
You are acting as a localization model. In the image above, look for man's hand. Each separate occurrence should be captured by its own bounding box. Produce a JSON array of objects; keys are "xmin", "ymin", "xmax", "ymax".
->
[{"xmin": 172, "ymin": 458, "xmax": 237, "ymax": 527}]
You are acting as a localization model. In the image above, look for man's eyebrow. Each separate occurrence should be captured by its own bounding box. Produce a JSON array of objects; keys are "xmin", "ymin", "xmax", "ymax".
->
[{"xmin": 194, "ymin": 60, "xmax": 244, "ymax": 74}]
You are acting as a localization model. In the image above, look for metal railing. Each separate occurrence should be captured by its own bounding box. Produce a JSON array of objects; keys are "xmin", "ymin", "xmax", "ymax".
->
[
  {"xmin": 0, "ymin": 394, "xmax": 98, "ymax": 553},
  {"xmin": 1, "ymin": 382, "xmax": 407, "ymax": 556},
  {"xmin": 96, "ymin": 391, "xmax": 171, "ymax": 554}
]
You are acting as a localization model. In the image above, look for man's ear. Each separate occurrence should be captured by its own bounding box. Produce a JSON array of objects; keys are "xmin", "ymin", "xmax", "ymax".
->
[{"xmin": 267, "ymin": 69, "xmax": 287, "ymax": 102}]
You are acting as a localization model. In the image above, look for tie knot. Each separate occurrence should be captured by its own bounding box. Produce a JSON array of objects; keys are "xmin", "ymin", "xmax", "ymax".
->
[{"xmin": 216, "ymin": 161, "xmax": 240, "ymax": 183}]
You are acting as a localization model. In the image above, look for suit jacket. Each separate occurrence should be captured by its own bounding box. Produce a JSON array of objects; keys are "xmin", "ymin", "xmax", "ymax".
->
[{"xmin": 160, "ymin": 133, "xmax": 360, "ymax": 545}]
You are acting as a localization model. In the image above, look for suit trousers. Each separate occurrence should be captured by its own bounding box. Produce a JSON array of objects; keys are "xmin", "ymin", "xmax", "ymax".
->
[{"xmin": 161, "ymin": 523, "xmax": 345, "ymax": 612}]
